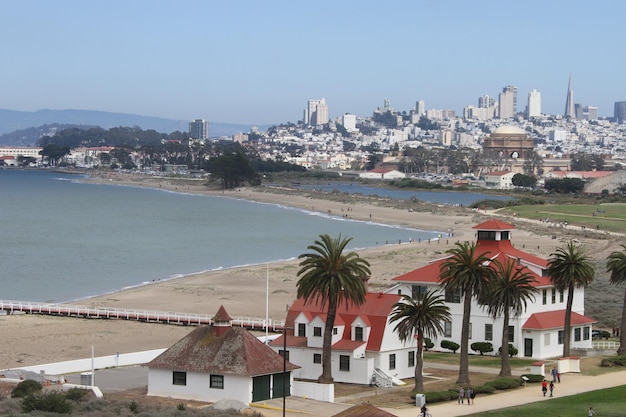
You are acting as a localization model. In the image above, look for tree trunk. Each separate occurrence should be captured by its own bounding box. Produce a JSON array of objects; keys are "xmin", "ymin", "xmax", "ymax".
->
[
  {"xmin": 618, "ymin": 289, "xmax": 626, "ymax": 356},
  {"xmin": 319, "ymin": 298, "xmax": 337, "ymax": 383},
  {"xmin": 414, "ymin": 334, "xmax": 424, "ymax": 392},
  {"xmin": 499, "ymin": 309, "xmax": 511, "ymax": 376},
  {"xmin": 457, "ymin": 290, "xmax": 472, "ymax": 385},
  {"xmin": 563, "ymin": 285, "xmax": 575, "ymax": 357}
]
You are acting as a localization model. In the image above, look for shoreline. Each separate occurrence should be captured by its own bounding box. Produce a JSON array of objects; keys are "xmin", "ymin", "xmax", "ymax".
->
[{"xmin": 2, "ymin": 172, "xmax": 619, "ymax": 371}]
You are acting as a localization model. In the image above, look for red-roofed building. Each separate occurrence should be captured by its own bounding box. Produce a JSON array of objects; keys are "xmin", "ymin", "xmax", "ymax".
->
[
  {"xmin": 388, "ymin": 219, "xmax": 596, "ymax": 359},
  {"xmin": 146, "ymin": 305, "xmax": 299, "ymax": 404},
  {"xmin": 270, "ymin": 292, "xmax": 408, "ymax": 385},
  {"xmin": 483, "ymin": 170, "xmax": 516, "ymax": 189}
]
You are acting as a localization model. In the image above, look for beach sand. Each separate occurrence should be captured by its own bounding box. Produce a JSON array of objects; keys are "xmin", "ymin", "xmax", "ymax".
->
[{"xmin": 0, "ymin": 174, "xmax": 614, "ymax": 371}]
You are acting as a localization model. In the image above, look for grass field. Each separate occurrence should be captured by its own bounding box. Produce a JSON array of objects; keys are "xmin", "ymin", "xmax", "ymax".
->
[
  {"xmin": 496, "ymin": 203, "xmax": 626, "ymax": 234},
  {"xmin": 465, "ymin": 384, "xmax": 626, "ymax": 417}
]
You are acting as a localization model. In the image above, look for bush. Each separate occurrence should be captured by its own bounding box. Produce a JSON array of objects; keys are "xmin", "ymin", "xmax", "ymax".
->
[
  {"xmin": 440, "ymin": 340, "xmax": 460, "ymax": 353},
  {"xmin": 485, "ymin": 377, "xmax": 521, "ymax": 390},
  {"xmin": 11, "ymin": 379, "xmax": 42, "ymax": 398},
  {"xmin": 423, "ymin": 337, "xmax": 434, "ymax": 350},
  {"xmin": 21, "ymin": 391, "xmax": 72, "ymax": 413},
  {"xmin": 520, "ymin": 373, "xmax": 545, "ymax": 383},
  {"xmin": 65, "ymin": 387, "xmax": 89, "ymax": 402},
  {"xmin": 601, "ymin": 355, "xmax": 626, "ymax": 367},
  {"xmin": 410, "ymin": 390, "xmax": 455, "ymax": 403},
  {"xmin": 498, "ymin": 343, "xmax": 518, "ymax": 357},
  {"xmin": 473, "ymin": 383, "xmax": 496, "ymax": 394},
  {"xmin": 471, "ymin": 341, "xmax": 493, "ymax": 355}
]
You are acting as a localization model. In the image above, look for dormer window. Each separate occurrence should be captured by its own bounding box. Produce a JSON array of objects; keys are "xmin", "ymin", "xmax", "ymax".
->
[
  {"xmin": 477, "ymin": 231, "xmax": 496, "ymax": 240},
  {"xmin": 298, "ymin": 323, "xmax": 306, "ymax": 337},
  {"xmin": 501, "ymin": 231, "xmax": 510, "ymax": 240},
  {"xmin": 355, "ymin": 326, "xmax": 364, "ymax": 341}
]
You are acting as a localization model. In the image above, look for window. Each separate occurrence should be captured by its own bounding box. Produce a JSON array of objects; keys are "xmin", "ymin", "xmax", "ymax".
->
[
  {"xmin": 477, "ymin": 231, "xmax": 496, "ymax": 240},
  {"xmin": 544, "ymin": 333, "xmax": 551, "ymax": 346},
  {"xmin": 542, "ymin": 289, "xmax": 547, "ymax": 305},
  {"xmin": 560, "ymin": 290, "xmax": 564, "ymax": 303},
  {"xmin": 408, "ymin": 351, "xmax": 415, "ymax": 367},
  {"xmin": 313, "ymin": 353, "xmax": 321, "ymax": 364},
  {"xmin": 333, "ymin": 328, "xmax": 338, "ymax": 335},
  {"xmin": 389, "ymin": 354, "xmax": 396, "ymax": 370},
  {"xmin": 500, "ymin": 231, "xmax": 510, "ymax": 240},
  {"xmin": 411, "ymin": 285, "xmax": 426, "ymax": 299},
  {"xmin": 508, "ymin": 326, "xmax": 515, "ymax": 343},
  {"xmin": 445, "ymin": 288, "xmax": 461, "ymax": 303},
  {"xmin": 279, "ymin": 350, "xmax": 289, "ymax": 361},
  {"xmin": 173, "ymin": 371, "xmax": 187, "ymax": 386},
  {"xmin": 485, "ymin": 324, "xmax": 493, "ymax": 341},
  {"xmin": 210, "ymin": 374, "xmax": 224, "ymax": 389},
  {"xmin": 574, "ymin": 327, "xmax": 581, "ymax": 342},
  {"xmin": 558, "ymin": 330, "xmax": 564, "ymax": 345},
  {"xmin": 583, "ymin": 326, "xmax": 590, "ymax": 340},
  {"xmin": 355, "ymin": 326, "xmax": 364, "ymax": 341},
  {"xmin": 551, "ymin": 289, "xmax": 556, "ymax": 304},
  {"xmin": 444, "ymin": 321, "xmax": 452, "ymax": 337},
  {"xmin": 339, "ymin": 355, "xmax": 350, "ymax": 371},
  {"xmin": 298, "ymin": 323, "xmax": 306, "ymax": 337},
  {"xmin": 313, "ymin": 327, "xmax": 322, "ymax": 337},
  {"xmin": 469, "ymin": 323, "xmax": 473, "ymax": 340}
]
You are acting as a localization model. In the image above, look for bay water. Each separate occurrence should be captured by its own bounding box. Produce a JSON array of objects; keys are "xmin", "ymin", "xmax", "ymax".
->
[{"xmin": 1, "ymin": 170, "xmax": 443, "ymax": 303}]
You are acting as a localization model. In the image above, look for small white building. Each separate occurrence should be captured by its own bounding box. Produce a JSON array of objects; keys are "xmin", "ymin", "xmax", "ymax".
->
[
  {"xmin": 359, "ymin": 168, "xmax": 406, "ymax": 180},
  {"xmin": 146, "ymin": 306, "xmax": 299, "ymax": 404},
  {"xmin": 484, "ymin": 170, "xmax": 516, "ymax": 189}
]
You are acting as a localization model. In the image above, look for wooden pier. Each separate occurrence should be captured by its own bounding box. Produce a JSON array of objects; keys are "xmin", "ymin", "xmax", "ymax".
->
[{"xmin": 0, "ymin": 299, "xmax": 284, "ymax": 331}]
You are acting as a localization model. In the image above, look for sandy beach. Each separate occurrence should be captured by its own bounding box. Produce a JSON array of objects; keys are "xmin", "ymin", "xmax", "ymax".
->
[{"xmin": 1, "ymin": 174, "xmax": 617, "ymax": 371}]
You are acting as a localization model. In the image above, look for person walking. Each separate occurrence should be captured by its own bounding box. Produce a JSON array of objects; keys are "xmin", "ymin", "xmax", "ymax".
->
[
  {"xmin": 465, "ymin": 387, "xmax": 471, "ymax": 406},
  {"xmin": 551, "ymin": 366, "xmax": 558, "ymax": 382},
  {"xmin": 469, "ymin": 387, "xmax": 475, "ymax": 405},
  {"xmin": 542, "ymin": 379, "xmax": 548, "ymax": 396},
  {"xmin": 588, "ymin": 406, "xmax": 596, "ymax": 417},
  {"xmin": 549, "ymin": 381, "xmax": 555, "ymax": 397},
  {"xmin": 458, "ymin": 386, "xmax": 465, "ymax": 404}
]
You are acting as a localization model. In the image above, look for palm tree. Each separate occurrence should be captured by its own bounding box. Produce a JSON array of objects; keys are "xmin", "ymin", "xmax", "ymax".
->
[
  {"xmin": 389, "ymin": 290, "xmax": 451, "ymax": 392},
  {"xmin": 439, "ymin": 241, "xmax": 496, "ymax": 385},
  {"xmin": 547, "ymin": 241, "xmax": 595, "ymax": 357},
  {"xmin": 481, "ymin": 259, "xmax": 539, "ymax": 376},
  {"xmin": 606, "ymin": 244, "xmax": 626, "ymax": 355},
  {"xmin": 296, "ymin": 234, "xmax": 371, "ymax": 383}
]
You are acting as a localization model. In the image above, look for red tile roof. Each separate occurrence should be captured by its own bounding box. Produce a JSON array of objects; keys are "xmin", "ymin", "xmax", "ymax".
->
[
  {"xmin": 523, "ymin": 310, "xmax": 596, "ymax": 330},
  {"xmin": 472, "ymin": 219, "xmax": 516, "ymax": 231}
]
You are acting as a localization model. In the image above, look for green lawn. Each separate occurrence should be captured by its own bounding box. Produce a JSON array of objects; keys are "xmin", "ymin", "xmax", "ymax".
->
[
  {"xmin": 497, "ymin": 203, "xmax": 626, "ymax": 233},
  {"xmin": 423, "ymin": 351, "xmax": 536, "ymax": 370},
  {"xmin": 464, "ymin": 385, "xmax": 626, "ymax": 417}
]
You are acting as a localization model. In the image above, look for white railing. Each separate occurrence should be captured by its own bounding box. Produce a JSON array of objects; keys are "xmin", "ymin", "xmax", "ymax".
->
[
  {"xmin": 593, "ymin": 341, "xmax": 620, "ymax": 351},
  {"xmin": 0, "ymin": 299, "xmax": 284, "ymax": 331}
]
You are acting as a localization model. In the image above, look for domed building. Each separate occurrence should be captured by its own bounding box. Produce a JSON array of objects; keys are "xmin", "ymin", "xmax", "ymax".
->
[{"xmin": 483, "ymin": 125, "xmax": 534, "ymax": 159}]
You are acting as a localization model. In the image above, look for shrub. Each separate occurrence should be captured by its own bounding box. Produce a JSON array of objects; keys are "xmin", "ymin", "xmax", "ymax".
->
[
  {"xmin": 410, "ymin": 390, "xmax": 455, "ymax": 403},
  {"xmin": 440, "ymin": 340, "xmax": 460, "ymax": 353},
  {"xmin": 129, "ymin": 399, "xmax": 139, "ymax": 414},
  {"xmin": 520, "ymin": 373, "xmax": 545, "ymax": 383},
  {"xmin": 473, "ymin": 383, "xmax": 496, "ymax": 394},
  {"xmin": 21, "ymin": 391, "xmax": 72, "ymax": 413},
  {"xmin": 65, "ymin": 387, "xmax": 89, "ymax": 402},
  {"xmin": 485, "ymin": 377, "xmax": 521, "ymax": 390},
  {"xmin": 177, "ymin": 402, "xmax": 187, "ymax": 411},
  {"xmin": 423, "ymin": 337, "xmax": 434, "ymax": 350},
  {"xmin": 470, "ymin": 341, "xmax": 493, "ymax": 355},
  {"xmin": 11, "ymin": 379, "xmax": 42, "ymax": 398},
  {"xmin": 601, "ymin": 355, "xmax": 626, "ymax": 367},
  {"xmin": 498, "ymin": 343, "xmax": 518, "ymax": 357}
]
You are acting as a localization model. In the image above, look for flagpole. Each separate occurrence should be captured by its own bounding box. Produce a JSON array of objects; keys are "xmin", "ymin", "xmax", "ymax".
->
[{"xmin": 265, "ymin": 261, "xmax": 269, "ymax": 343}]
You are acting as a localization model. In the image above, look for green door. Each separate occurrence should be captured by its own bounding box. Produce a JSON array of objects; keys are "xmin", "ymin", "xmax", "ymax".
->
[
  {"xmin": 272, "ymin": 372, "xmax": 291, "ymax": 398},
  {"xmin": 252, "ymin": 375, "xmax": 271, "ymax": 402}
]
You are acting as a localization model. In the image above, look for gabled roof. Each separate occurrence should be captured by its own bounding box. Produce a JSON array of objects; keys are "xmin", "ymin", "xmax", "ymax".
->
[
  {"xmin": 485, "ymin": 170, "xmax": 513, "ymax": 177},
  {"xmin": 147, "ymin": 325, "xmax": 299, "ymax": 376},
  {"xmin": 473, "ymin": 219, "xmax": 516, "ymax": 231},
  {"xmin": 332, "ymin": 402, "xmax": 398, "ymax": 417},
  {"xmin": 523, "ymin": 310, "xmax": 596, "ymax": 330},
  {"xmin": 277, "ymin": 292, "xmax": 401, "ymax": 352}
]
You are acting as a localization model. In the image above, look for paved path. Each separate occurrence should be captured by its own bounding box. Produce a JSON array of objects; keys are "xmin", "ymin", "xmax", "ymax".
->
[{"xmin": 256, "ymin": 367, "xmax": 626, "ymax": 417}]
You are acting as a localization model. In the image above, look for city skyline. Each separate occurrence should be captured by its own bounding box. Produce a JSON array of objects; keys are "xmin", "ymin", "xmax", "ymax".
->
[{"xmin": 1, "ymin": 0, "xmax": 624, "ymax": 125}]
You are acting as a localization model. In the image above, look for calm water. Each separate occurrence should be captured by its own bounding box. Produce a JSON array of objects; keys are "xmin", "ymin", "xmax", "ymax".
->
[
  {"xmin": 0, "ymin": 170, "xmax": 442, "ymax": 303},
  {"xmin": 294, "ymin": 183, "xmax": 511, "ymax": 206}
]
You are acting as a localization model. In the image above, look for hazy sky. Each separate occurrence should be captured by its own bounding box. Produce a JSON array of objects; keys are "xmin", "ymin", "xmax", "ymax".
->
[{"xmin": 2, "ymin": 0, "xmax": 624, "ymax": 125}]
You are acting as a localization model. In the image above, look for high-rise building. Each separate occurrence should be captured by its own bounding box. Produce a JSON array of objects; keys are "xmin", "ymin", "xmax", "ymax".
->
[
  {"xmin": 498, "ymin": 86, "xmax": 517, "ymax": 119},
  {"xmin": 527, "ymin": 89, "xmax": 541, "ymax": 118},
  {"xmin": 415, "ymin": 100, "xmax": 426, "ymax": 116},
  {"xmin": 614, "ymin": 101, "xmax": 626, "ymax": 124},
  {"xmin": 189, "ymin": 119, "xmax": 208, "ymax": 140},
  {"xmin": 564, "ymin": 73, "xmax": 575, "ymax": 118},
  {"xmin": 303, "ymin": 98, "xmax": 329, "ymax": 126},
  {"xmin": 478, "ymin": 95, "xmax": 495, "ymax": 108},
  {"xmin": 342, "ymin": 113, "xmax": 357, "ymax": 131}
]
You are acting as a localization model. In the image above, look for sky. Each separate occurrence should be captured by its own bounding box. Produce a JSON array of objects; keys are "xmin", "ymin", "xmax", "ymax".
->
[{"xmin": 1, "ymin": 0, "xmax": 625, "ymax": 125}]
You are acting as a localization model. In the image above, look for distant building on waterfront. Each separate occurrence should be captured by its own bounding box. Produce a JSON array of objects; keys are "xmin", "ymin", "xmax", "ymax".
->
[
  {"xmin": 304, "ymin": 98, "xmax": 329, "ymax": 126},
  {"xmin": 614, "ymin": 101, "xmax": 626, "ymax": 124},
  {"xmin": 564, "ymin": 74, "xmax": 575, "ymax": 118},
  {"xmin": 527, "ymin": 89, "xmax": 541, "ymax": 118},
  {"xmin": 189, "ymin": 119, "xmax": 208, "ymax": 140},
  {"xmin": 498, "ymin": 86, "xmax": 517, "ymax": 119}
]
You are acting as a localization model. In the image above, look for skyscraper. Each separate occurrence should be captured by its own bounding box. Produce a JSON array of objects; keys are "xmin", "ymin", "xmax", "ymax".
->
[
  {"xmin": 614, "ymin": 101, "xmax": 626, "ymax": 124},
  {"xmin": 527, "ymin": 89, "xmax": 541, "ymax": 118},
  {"xmin": 303, "ymin": 98, "xmax": 329, "ymax": 126},
  {"xmin": 189, "ymin": 119, "xmax": 208, "ymax": 140},
  {"xmin": 498, "ymin": 86, "xmax": 517, "ymax": 119},
  {"xmin": 564, "ymin": 73, "xmax": 575, "ymax": 118},
  {"xmin": 415, "ymin": 100, "xmax": 426, "ymax": 116}
]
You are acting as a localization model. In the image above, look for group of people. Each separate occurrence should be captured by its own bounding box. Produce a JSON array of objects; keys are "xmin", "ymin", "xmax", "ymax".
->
[
  {"xmin": 457, "ymin": 386, "xmax": 475, "ymax": 405},
  {"xmin": 541, "ymin": 379, "xmax": 555, "ymax": 397}
]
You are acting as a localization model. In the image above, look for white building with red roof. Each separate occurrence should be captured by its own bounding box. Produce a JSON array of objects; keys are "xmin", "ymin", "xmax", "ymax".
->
[
  {"xmin": 388, "ymin": 219, "xmax": 596, "ymax": 359},
  {"xmin": 483, "ymin": 170, "xmax": 516, "ymax": 189}
]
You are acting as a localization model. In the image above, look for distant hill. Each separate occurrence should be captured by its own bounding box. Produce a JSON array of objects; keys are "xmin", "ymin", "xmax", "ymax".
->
[{"xmin": 0, "ymin": 109, "xmax": 268, "ymax": 146}]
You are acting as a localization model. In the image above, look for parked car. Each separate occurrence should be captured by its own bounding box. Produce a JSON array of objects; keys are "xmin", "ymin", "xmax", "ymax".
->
[{"xmin": 592, "ymin": 330, "xmax": 611, "ymax": 340}]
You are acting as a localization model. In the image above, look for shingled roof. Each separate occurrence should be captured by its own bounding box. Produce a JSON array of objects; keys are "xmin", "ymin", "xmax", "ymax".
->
[{"xmin": 147, "ymin": 307, "xmax": 299, "ymax": 377}]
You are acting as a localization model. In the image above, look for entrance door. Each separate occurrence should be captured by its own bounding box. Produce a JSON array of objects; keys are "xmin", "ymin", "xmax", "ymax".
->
[
  {"xmin": 524, "ymin": 338, "xmax": 533, "ymax": 357},
  {"xmin": 272, "ymin": 372, "xmax": 290, "ymax": 398},
  {"xmin": 252, "ymin": 375, "xmax": 271, "ymax": 402}
]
